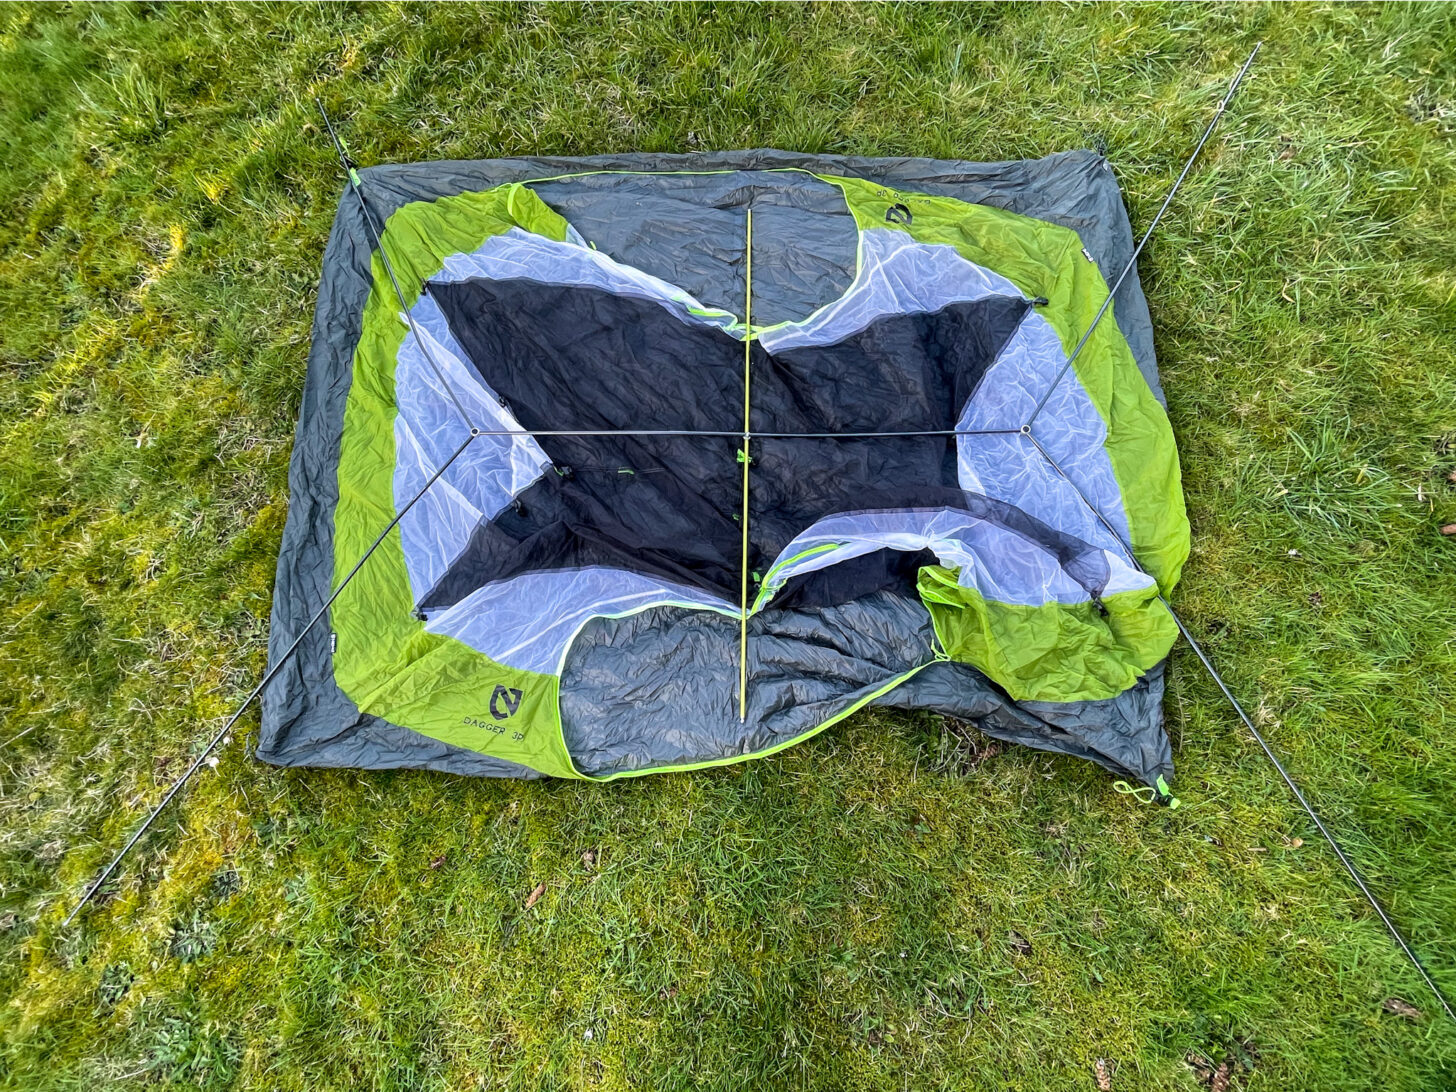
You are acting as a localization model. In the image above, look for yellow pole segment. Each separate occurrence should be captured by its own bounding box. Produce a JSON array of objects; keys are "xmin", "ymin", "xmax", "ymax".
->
[{"xmin": 738, "ymin": 209, "xmax": 753, "ymax": 722}]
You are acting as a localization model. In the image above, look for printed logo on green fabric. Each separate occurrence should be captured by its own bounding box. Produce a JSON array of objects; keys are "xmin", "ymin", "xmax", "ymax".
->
[
  {"xmin": 459, "ymin": 685, "xmax": 526, "ymax": 738},
  {"xmin": 489, "ymin": 684, "xmax": 523, "ymax": 721}
]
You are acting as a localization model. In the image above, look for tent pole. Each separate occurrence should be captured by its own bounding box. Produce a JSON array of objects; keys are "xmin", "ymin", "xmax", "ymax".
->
[
  {"xmin": 386, "ymin": 427, "xmax": 1025, "ymax": 440},
  {"xmin": 738, "ymin": 210, "xmax": 754, "ymax": 722},
  {"xmin": 1023, "ymin": 434, "xmax": 1455, "ymax": 1021},
  {"xmin": 62, "ymin": 434, "xmax": 479, "ymax": 927},
  {"xmin": 315, "ymin": 99, "xmax": 477, "ymax": 434},
  {"xmin": 1165, "ymin": 606, "xmax": 1456, "ymax": 1022},
  {"xmin": 63, "ymin": 107, "xmax": 493, "ymax": 929},
  {"xmin": 1028, "ymin": 42, "xmax": 1261, "ymax": 425}
]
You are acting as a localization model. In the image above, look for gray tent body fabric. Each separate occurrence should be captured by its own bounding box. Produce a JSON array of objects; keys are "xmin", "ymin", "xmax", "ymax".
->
[{"xmin": 259, "ymin": 149, "xmax": 1176, "ymax": 786}]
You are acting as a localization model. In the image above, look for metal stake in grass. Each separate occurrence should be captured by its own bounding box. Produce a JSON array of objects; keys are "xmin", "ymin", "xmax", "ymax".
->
[{"xmin": 1169, "ymin": 611, "xmax": 1456, "ymax": 1024}]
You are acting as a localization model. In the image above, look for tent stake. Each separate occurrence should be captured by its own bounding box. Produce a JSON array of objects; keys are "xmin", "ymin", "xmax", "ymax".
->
[
  {"xmin": 62, "ymin": 435, "xmax": 478, "ymax": 927},
  {"xmin": 1029, "ymin": 42, "xmax": 1261, "ymax": 425}
]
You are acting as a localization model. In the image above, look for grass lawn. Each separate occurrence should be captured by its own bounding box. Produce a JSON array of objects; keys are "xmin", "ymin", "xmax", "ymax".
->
[{"xmin": 3, "ymin": 2, "xmax": 1456, "ymax": 1088}]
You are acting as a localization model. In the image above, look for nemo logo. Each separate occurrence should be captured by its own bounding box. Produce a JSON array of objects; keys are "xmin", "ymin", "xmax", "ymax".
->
[{"xmin": 490, "ymin": 685, "xmax": 523, "ymax": 721}]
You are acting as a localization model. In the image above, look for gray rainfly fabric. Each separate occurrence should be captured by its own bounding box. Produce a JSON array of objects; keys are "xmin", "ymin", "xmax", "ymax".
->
[{"xmin": 259, "ymin": 149, "xmax": 1173, "ymax": 786}]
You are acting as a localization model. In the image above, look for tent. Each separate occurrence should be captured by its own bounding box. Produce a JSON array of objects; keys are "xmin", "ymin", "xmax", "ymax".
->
[{"xmin": 258, "ymin": 150, "xmax": 1188, "ymax": 792}]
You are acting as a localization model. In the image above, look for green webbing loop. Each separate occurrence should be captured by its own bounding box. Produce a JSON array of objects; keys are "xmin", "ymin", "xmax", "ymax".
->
[
  {"xmin": 348, "ymin": 167, "xmax": 362, "ymax": 188},
  {"xmin": 737, "ymin": 447, "xmax": 751, "ymax": 464},
  {"xmin": 1113, "ymin": 780, "xmax": 1158, "ymax": 804},
  {"xmin": 1113, "ymin": 777, "xmax": 1182, "ymax": 809}
]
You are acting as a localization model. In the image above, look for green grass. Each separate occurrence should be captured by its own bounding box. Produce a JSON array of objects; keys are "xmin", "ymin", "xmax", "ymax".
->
[{"xmin": 2, "ymin": 2, "xmax": 1455, "ymax": 1088}]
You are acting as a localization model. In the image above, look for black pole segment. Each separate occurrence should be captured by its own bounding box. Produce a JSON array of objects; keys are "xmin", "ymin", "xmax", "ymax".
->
[
  {"xmin": 1166, "ymin": 608, "xmax": 1456, "ymax": 1023},
  {"xmin": 1027, "ymin": 43, "xmax": 1261, "ymax": 425},
  {"xmin": 1021, "ymin": 431, "xmax": 1455, "ymax": 1022},
  {"xmin": 314, "ymin": 98, "xmax": 476, "ymax": 433},
  {"xmin": 62, "ymin": 434, "xmax": 479, "ymax": 927}
]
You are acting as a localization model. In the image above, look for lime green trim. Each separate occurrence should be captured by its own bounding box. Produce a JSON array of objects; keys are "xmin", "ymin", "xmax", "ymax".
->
[{"xmin": 918, "ymin": 567, "xmax": 1178, "ymax": 703}]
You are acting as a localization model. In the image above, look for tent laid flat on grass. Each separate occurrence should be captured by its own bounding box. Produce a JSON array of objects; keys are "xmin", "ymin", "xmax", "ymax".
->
[{"xmin": 259, "ymin": 150, "xmax": 1188, "ymax": 791}]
